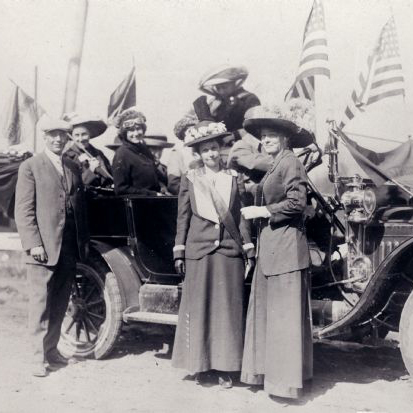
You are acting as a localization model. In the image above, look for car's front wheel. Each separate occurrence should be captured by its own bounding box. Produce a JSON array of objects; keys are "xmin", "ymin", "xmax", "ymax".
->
[
  {"xmin": 399, "ymin": 289, "xmax": 413, "ymax": 376},
  {"xmin": 58, "ymin": 252, "xmax": 124, "ymax": 359}
]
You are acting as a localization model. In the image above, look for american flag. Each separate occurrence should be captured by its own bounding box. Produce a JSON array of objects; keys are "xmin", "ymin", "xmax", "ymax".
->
[
  {"xmin": 285, "ymin": 0, "xmax": 330, "ymax": 101},
  {"xmin": 339, "ymin": 16, "xmax": 405, "ymax": 128}
]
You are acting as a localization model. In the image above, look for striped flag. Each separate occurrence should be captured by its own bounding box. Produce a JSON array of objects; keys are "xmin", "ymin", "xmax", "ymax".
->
[
  {"xmin": 339, "ymin": 16, "xmax": 405, "ymax": 128},
  {"xmin": 1, "ymin": 84, "xmax": 45, "ymax": 150},
  {"xmin": 285, "ymin": 0, "xmax": 330, "ymax": 101},
  {"xmin": 107, "ymin": 67, "xmax": 136, "ymax": 120}
]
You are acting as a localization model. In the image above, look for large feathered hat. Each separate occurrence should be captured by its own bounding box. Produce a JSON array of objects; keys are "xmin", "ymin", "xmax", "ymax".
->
[
  {"xmin": 184, "ymin": 121, "xmax": 231, "ymax": 148},
  {"xmin": 199, "ymin": 64, "xmax": 248, "ymax": 95},
  {"xmin": 243, "ymin": 99, "xmax": 315, "ymax": 148}
]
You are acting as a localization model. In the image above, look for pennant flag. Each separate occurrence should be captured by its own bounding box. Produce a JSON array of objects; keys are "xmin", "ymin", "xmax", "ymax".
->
[
  {"xmin": 336, "ymin": 128, "xmax": 413, "ymax": 187},
  {"xmin": 107, "ymin": 67, "xmax": 136, "ymax": 120},
  {"xmin": 285, "ymin": 0, "xmax": 330, "ymax": 101},
  {"xmin": 339, "ymin": 16, "xmax": 405, "ymax": 128},
  {"xmin": 1, "ymin": 84, "xmax": 45, "ymax": 150}
]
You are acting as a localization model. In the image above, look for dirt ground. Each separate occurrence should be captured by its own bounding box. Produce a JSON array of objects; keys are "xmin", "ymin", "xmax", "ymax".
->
[{"xmin": 1, "ymin": 253, "xmax": 413, "ymax": 413}]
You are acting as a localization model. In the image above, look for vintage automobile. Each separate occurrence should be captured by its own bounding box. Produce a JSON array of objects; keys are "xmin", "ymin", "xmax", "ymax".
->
[{"xmin": 2, "ymin": 129, "xmax": 413, "ymax": 377}]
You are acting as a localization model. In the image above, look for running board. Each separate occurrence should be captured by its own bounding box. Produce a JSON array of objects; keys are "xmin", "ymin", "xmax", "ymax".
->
[{"xmin": 123, "ymin": 311, "xmax": 178, "ymax": 325}]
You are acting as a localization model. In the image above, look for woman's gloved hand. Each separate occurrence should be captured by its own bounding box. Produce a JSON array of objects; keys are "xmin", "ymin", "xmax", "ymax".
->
[
  {"xmin": 174, "ymin": 259, "xmax": 186, "ymax": 278},
  {"xmin": 241, "ymin": 206, "xmax": 271, "ymax": 220}
]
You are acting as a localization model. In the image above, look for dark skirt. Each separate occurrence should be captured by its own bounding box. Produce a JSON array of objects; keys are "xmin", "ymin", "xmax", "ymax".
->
[
  {"xmin": 172, "ymin": 252, "xmax": 245, "ymax": 374},
  {"xmin": 241, "ymin": 263, "xmax": 313, "ymax": 399}
]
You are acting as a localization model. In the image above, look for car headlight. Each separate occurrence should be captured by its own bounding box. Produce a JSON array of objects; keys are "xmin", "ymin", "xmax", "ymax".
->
[{"xmin": 341, "ymin": 187, "xmax": 376, "ymax": 222}]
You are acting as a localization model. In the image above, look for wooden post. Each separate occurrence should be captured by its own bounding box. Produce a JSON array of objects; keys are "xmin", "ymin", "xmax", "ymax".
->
[{"xmin": 33, "ymin": 65, "xmax": 38, "ymax": 153}]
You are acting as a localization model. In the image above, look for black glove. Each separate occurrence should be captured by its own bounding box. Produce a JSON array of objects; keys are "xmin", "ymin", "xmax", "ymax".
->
[{"xmin": 174, "ymin": 259, "xmax": 186, "ymax": 278}]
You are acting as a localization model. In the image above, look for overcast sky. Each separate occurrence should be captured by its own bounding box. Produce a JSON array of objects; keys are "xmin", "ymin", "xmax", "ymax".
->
[{"xmin": 0, "ymin": 0, "xmax": 412, "ymax": 152}]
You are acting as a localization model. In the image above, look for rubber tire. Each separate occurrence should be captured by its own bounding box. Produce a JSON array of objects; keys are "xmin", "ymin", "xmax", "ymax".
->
[
  {"xmin": 58, "ymin": 253, "xmax": 124, "ymax": 359},
  {"xmin": 399, "ymin": 289, "xmax": 413, "ymax": 376}
]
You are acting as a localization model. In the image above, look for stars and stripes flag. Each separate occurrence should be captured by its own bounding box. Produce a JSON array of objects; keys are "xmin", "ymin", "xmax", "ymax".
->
[
  {"xmin": 285, "ymin": 0, "xmax": 330, "ymax": 101},
  {"xmin": 339, "ymin": 16, "xmax": 405, "ymax": 128},
  {"xmin": 107, "ymin": 66, "xmax": 136, "ymax": 120}
]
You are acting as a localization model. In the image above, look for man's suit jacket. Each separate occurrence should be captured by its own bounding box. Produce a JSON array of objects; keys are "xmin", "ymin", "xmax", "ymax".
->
[
  {"xmin": 257, "ymin": 149, "xmax": 310, "ymax": 276},
  {"xmin": 173, "ymin": 167, "xmax": 254, "ymax": 261},
  {"xmin": 15, "ymin": 152, "xmax": 89, "ymax": 266}
]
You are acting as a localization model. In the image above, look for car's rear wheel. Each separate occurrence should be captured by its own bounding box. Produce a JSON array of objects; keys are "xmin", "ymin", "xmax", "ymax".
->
[
  {"xmin": 399, "ymin": 289, "xmax": 413, "ymax": 376},
  {"xmin": 58, "ymin": 253, "xmax": 124, "ymax": 359}
]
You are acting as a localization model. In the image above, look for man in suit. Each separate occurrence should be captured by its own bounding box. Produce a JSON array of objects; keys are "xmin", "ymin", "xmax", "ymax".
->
[{"xmin": 15, "ymin": 118, "xmax": 89, "ymax": 377}]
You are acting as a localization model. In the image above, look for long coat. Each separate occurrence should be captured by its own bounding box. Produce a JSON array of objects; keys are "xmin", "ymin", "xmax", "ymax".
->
[
  {"xmin": 14, "ymin": 152, "xmax": 89, "ymax": 266},
  {"xmin": 257, "ymin": 149, "xmax": 310, "ymax": 275},
  {"xmin": 241, "ymin": 148, "xmax": 312, "ymax": 398},
  {"xmin": 112, "ymin": 141, "xmax": 161, "ymax": 195}
]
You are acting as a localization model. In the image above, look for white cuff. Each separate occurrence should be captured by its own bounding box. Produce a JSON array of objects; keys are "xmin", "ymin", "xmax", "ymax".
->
[
  {"xmin": 243, "ymin": 243, "xmax": 254, "ymax": 251},
  {"xmin": 173, "ymin": 245, "xmax": 185, "ymax": 252}
]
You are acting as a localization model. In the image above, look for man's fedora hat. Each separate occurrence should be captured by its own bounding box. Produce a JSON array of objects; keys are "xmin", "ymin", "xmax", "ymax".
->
[
  {"xmin": 40, "ymin": 117, "xmax": 72, "ymax": 134},
  {"xmin": 143, "ymin": 135, "xmax": 174, "ymax": 148},
  {"xmin": 67, "ymin": 115, "xmax": 107, "ymax": 139},
  {"xmin": 184, "ymin": 121, "xmax": 232, "ymax": 148},
  {"xmin": 243, "ymin": 99, "xmax": 315, "ymax": 148}
]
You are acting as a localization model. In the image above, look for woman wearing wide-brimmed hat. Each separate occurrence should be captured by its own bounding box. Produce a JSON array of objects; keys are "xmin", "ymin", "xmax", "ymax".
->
[
  {"xmin": 172, "ymin": 121, "xmax": 255, "ymax": 388},
  {"xmin": 166, "ymin": 112, "xmax": 200, "ymax": 195},
  {"xmin": 240, "ymin": 100, "xmax": 314, "ymax": 399},
  {"xmin": 64, "ymin": 115, "xmax": 113, "ymax": 187},
  {"xmin": 111, "ymin": 108, "xmax": 161, "ymax": 195},
  {"xmin": 193, "ymin": 64, "xmax": 260, "ymax": 141}
]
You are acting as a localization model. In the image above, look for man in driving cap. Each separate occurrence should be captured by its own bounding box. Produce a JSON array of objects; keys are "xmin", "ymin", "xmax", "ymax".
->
[{"xmin": 15, "ymin": 118, "xmax": 89, "ymax": 377}]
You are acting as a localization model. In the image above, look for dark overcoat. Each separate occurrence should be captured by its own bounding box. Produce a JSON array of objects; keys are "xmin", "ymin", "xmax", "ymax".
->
[
  {"xmin": 193, "ymin": 88, "xmax": 260, "ymax": 135},
  {"xmin": 112, "ymin": 142, "xmax": 160, "ymax": 195},
  {"xmin": 14, "ymin": 152, "xmax": 89, "ymax": 266}
]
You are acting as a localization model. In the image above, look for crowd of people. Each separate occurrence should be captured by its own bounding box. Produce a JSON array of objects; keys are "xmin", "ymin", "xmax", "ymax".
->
[{"xmin": 14, "ymin": 64, "xmax": 316, "ymax": 401}]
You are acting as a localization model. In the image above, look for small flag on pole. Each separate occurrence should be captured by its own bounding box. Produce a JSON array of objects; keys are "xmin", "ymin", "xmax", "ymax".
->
[
  {"xmin": 107, "ymin": 67, "xmax": 136, "ymax": 120},
  {"xmin": 285, "ymin": 0, "xmax": 330, "ymax": 101},
  {"xmin": 1, "ymin": 84, "xmax": 45, "ymax": 150},
  {"xmin": 339, "ymin": 16, "xmax": 405, "ymax": 128}
]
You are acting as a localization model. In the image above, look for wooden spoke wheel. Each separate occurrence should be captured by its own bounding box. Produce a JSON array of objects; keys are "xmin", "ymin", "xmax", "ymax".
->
[{"xmin": 58, "ymin": 253, "xmax": 124, "ymax": 359}]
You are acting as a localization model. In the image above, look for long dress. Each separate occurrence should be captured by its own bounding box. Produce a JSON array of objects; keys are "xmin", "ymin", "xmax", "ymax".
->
[
  {"xmin": 241, "ymin": 149, "xmax": 313, "ymax": 398},
  {"xmin": 172, "ymin": 166, "xmax": 254, "ymax": 374}
]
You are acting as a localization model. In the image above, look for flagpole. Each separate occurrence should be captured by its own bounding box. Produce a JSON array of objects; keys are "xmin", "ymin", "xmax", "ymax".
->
[
  {"xmin": 62, "ymin": 0, "xmax": 89, "ymax": 115},
  {"xmin": 33, "ymin": 66, "xmax": 38, "ymax": 153}
]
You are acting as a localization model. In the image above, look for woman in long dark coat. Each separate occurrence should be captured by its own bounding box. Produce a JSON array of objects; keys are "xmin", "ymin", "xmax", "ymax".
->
[
  {"xmin": 240, "ymin": 103, "xmax": 314, "ymax": 399},
  {"xmin": 172, "ymin": 121, "xmax": 255, "ymax": 388},
  {"xmin": 112, "ymin": 109, "xmax": 161, "ymax": 196}
]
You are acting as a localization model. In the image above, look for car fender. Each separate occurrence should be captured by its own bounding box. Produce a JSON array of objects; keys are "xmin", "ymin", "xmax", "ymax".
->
[
  {"xmin": 317, "ymin": 236, "xmax": 413, "ymax": 338},
  {"xmin": 91, "ymin": 240, "xmax": 142, "ymax": 309}
]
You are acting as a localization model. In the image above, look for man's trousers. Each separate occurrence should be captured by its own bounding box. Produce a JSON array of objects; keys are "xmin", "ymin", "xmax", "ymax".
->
[{"xmin": 27, "ymin": 218, "xmax": 77, "ymax": 363}]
